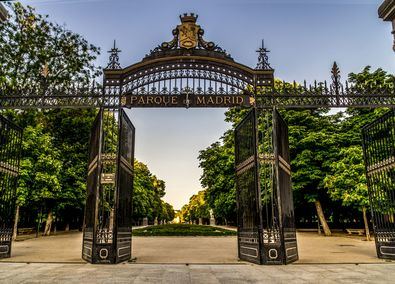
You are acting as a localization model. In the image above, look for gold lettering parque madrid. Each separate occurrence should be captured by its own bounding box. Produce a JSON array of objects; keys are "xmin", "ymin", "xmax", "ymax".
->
[
  {"xmin": 126, "ymin": 95, "xmax": 247, "ymax": 107},
  {"xmin": 130, "ymin": 95, "xmax": 178, "ymax": 106}
]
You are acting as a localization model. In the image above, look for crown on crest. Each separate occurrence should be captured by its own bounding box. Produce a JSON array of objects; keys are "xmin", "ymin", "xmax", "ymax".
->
[{"xmin": 179, "ymin": 13, "xmax": 198, "ymax": 23}]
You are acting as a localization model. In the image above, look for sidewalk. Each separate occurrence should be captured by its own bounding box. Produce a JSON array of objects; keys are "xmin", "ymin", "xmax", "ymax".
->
[
  {"xmin": 1, "ymin": 262, "xmax": 394, "ymax": 283},
  {"xmin": 1, "ymin": 231, "xmax": 385, "ymax": 264}
]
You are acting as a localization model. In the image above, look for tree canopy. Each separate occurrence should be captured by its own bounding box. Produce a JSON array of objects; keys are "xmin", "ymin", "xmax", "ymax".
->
[
  {"xmin": 0, "ymin": 3, "xmax": 174, "ymax": 233},
  {"xmin": 195, "ymin": 67, "xmax": 393, "ymax": 230},
  {"xmin": 0, "ymin": 2, "xmax": 100, "ymax": 90}
]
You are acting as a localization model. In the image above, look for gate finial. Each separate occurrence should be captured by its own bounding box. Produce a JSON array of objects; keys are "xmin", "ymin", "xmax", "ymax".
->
[
  {"xmin": 106, "ymin": 40, "xmax": 122, "ymax": 70},
  {"xmin": 331, "ymin": 61, "xmax": 342, "ymax": 99},
  {"xmin": 256, "ymin": 39, "xmax": 272, "ymax": 70},
  {"xmin": 331, "ymin": 61, "xmax": 340, "ymax": 81}
]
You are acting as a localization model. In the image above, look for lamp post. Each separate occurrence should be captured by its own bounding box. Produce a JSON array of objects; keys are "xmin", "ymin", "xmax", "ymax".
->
[{"xmin": 379, "ymin": 0, "xmax": 395, "ymax": 51}]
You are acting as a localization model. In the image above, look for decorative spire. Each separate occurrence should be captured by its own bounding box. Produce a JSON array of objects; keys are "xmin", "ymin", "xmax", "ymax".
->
[
  {"xmin": 106, "ymin": 40, "xmax": 121, "ymax": 69},
  {"xmin": 331, "ymin": 61, "xmax": 340, "ymax": 82},
  {"xmin": 256, "ymin": 40, "xmax": 272, "ymax": 70},
  {"xmin": 331, "ymin": 62, "xmax": 341, "ymax": 90},
  {"xmin": 331, "ymin": 61, "xmax": 343, "ymax": 100}
]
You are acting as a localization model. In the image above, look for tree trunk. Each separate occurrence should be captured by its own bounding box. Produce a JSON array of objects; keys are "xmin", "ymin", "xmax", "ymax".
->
[
  {"xmin": 314, "ymin": 200, "xmax": 331, "ymax": 236},
  {"xmin": 317, "ymin": 216, "xmax": 321, "ymax": 235},
  {"xmin": 362, "ymin": 207, "xmax": 371, "ymax": 241},
  {"xmin": 12, "ymin": 205, "xmax": 20, "ymax": 241},
  {"xmin": 43, "ymin": 210, "xmax": 54, "ymax": 236}
]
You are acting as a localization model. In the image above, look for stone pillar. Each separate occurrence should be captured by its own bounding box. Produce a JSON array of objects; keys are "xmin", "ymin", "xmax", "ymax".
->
[
  {"xmin": 142, "ymin": 217, "xmax": 148, "ymax": 226},
  {"xmin": 154, "ymin": 217, "xmax": 158, "ymax": 226},
  {"xmin": 198, "ymin": 218, "xmax": 203, "ymax": 225},
  {"xmin": 0, "ymin": 4, "xmax": 8, "ymax": 23},
  {"xmin": 379, "ymin": 0, "xmax": 395, "ymax": 51}
]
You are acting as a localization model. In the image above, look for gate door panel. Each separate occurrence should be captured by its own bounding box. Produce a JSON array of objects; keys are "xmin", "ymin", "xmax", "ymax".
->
[
  {"xmin": 0, "ymin": 115, "xmax": 22, "ymax": 259},
  {"xmin": 82, "ymin": 108, "xmax": 135, "ymax": 264},
  {"xmin": 115, "ymin": 109, "xmax": 135, "ymax": 263},
  {"xmin": 272, "ymin": 109, "xmax": 298, "ymax": 264},
  {"xmin": 82, "ymin": 109, "xmax": 103, "ymax": 263},
  {"xmin": 235, "ymin": 108, "xmax": 263, "ymax": 264},
  {"xmin": 362, "ymin": 109, "xmax": 395, "ymax": 260},
  {"xmin": 258, "ymin": 109, "xmax": 298, "ymax": 265}
]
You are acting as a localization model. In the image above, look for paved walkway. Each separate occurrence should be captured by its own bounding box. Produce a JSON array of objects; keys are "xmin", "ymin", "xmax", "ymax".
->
[
  {"xmin": 0, "ymin": 231, "xmax": 385, "ymax": 264},
  {"xmin": 1, "ymin": 262, "xmax": 394, "ymax": 283}
]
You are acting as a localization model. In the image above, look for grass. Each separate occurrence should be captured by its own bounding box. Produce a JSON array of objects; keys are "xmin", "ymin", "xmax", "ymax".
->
[{"xmin": 132, "ymin": 224, "xmax": 237, "ymax": 236}]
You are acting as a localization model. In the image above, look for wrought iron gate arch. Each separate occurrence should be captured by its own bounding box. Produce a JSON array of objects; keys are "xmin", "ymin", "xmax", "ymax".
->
[
  {"xmin": 102, "ymin": 13, "xmax": 275, "ymax": 108},
  {"xmin": 104, "ymin": 54, "xmax": 274, "ymax": 97}
]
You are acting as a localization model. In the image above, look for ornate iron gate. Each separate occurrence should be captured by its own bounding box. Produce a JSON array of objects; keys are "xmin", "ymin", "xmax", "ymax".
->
[
  {"xmin": 257, "ymin": 109, "xmax": 298, "ymax": 264},
  {"xmin": 0, "ymin": 115, "xmax": 22, "ymax": 259},
  {"xmin": 271, "ymin": 109, "xmax": 298, "ymax": 264},
  {"xmin": 115, "ymin": 109, "xmax": 135, "ymax": 263},
  {"xmin": 235, "ymin": 108, "xmax": 263, "ymax": 264},
  {"xmin": 82, "ymin": 108, "xmax": 135, "ymax": 264},
  {"xmin": 235, "ymin": 108, "xmax": 298, "ymax": 265},
  {"xmin": 82, "ymin": 108, "xmax": 103, "ymax": 263},
  {"xmin": 362, "ymin": 109, "xmax": 395, "ymax": 260}
]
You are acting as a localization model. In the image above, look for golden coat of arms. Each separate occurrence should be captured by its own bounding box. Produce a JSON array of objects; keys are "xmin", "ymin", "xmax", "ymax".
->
[{"xmin": 177, "ymin": 14, "xmax": 200, "ymax": 49}]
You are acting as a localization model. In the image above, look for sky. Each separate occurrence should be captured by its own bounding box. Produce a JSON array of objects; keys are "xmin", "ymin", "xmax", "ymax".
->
[{"xmin": 16, "ymin": 0, "xmax": 395, "ymax": 209}]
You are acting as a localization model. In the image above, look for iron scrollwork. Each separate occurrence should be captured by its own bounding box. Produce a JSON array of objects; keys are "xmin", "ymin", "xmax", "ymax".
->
[{"xmin": 0, "ymin": 15, "xmax": 394, "ymax": 109}]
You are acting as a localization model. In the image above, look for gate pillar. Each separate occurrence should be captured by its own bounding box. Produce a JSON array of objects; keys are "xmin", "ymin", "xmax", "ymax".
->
[
  {"xmin": 82, "ymin": 108, "xmax": 135, "ymax": 264},
  {"xmin": 0, "ymin": 115, "xmax": 22, "ymax": 259},
  {"xmin": 362, "ymin": 109, "xmax": 395, "ymax": 260}
]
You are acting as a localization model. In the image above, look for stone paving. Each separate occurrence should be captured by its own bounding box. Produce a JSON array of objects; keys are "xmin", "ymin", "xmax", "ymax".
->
[
  {"xmin": 0, "ymin": 232, "xmax": 394, "ymax": 283},
  {"xmin": 0, "ymin": 262, "xmax": 395, "ymax": 283},
  {"xmin": 0, "ymin": 231, "xmax": 385, "ymax": 264}
]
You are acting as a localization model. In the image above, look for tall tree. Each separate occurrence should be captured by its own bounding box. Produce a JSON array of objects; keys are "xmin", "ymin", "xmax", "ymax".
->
[
  {"xmin": 133, "ymin": 160, "xmax": 174, "ymax": 224},
  {"xmin": 180, "ymin": 190, "xmax": 210, "ymax": 224},
  {"xmin": 323, "ymin": 66, "xmax": 394, "ymax": 240},
  {"xmin": 324, "ymin": 146, "xmax": 371, "ymax": 240},
  {"xmin": 198, "ymin": 131, "xmax": 237, "ymax": 225},
  {"xmin": 0, "ymin": 2, "xmax": 100, "ymax": 91},
  {"xmin": 17, "ymin": 123, "xmax": 62, "ymax": 235},
  {"xmin": 1, "ymin": 2, "xmax": 101, "ymax": 235}
]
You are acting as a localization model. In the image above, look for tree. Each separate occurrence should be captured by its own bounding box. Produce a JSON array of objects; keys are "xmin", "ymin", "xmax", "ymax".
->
[
  {"xmin": 322, "ymin": 66, "xmax": 394, "ymax": 240},
  {"xmin": 17, "ymin": 124, "xmax": 62, "ymax": 235},
  {"xmin": 45, "ymin": 108, "xmax": 98, "ymax": 230},
  {"xmin": 133, "ymin": 160, "xmax": 174, "ymax": 224},
  {"xmin": 161, "ymin": 202, "xmax": 175, "ymax": 223},
  {"xmin": 198, "ymin": 132, "xmax": 237, "ymax": 225},
  {"xmin": 0, "ymin": 2, "xmax": 101, "ymax": 235},
  {"xmin": 324, "ymin": 146, "xmax": 371, "ymax": 240},
  {"xmin": 282, "ymin": 109, "xmax": 342, "ymax": 236},
  {"xmin": 199, "ymin": 81, "xmax": 342, "ymax": 234},
  {"xmin": 0, "ymin": 2, "xmax": 100, "ymax": 91},
  {"xmin": 180, "ymin": 190, "xmax": 210, "ymax": 224},
  {"xmin": 1, "ymin": 3, "xmax": 177, "ymax": 234}
]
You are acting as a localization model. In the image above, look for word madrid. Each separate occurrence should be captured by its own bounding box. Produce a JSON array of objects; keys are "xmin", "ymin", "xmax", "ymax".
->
[{"xmin": 124, "ymin": 94, "xmax": 251, "ymax": 108}]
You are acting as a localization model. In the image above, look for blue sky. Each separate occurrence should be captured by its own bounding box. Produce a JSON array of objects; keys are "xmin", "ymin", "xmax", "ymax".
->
[{"xmin": 18, "ymin": 0, "xmax": 395, "ymax": 209}]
